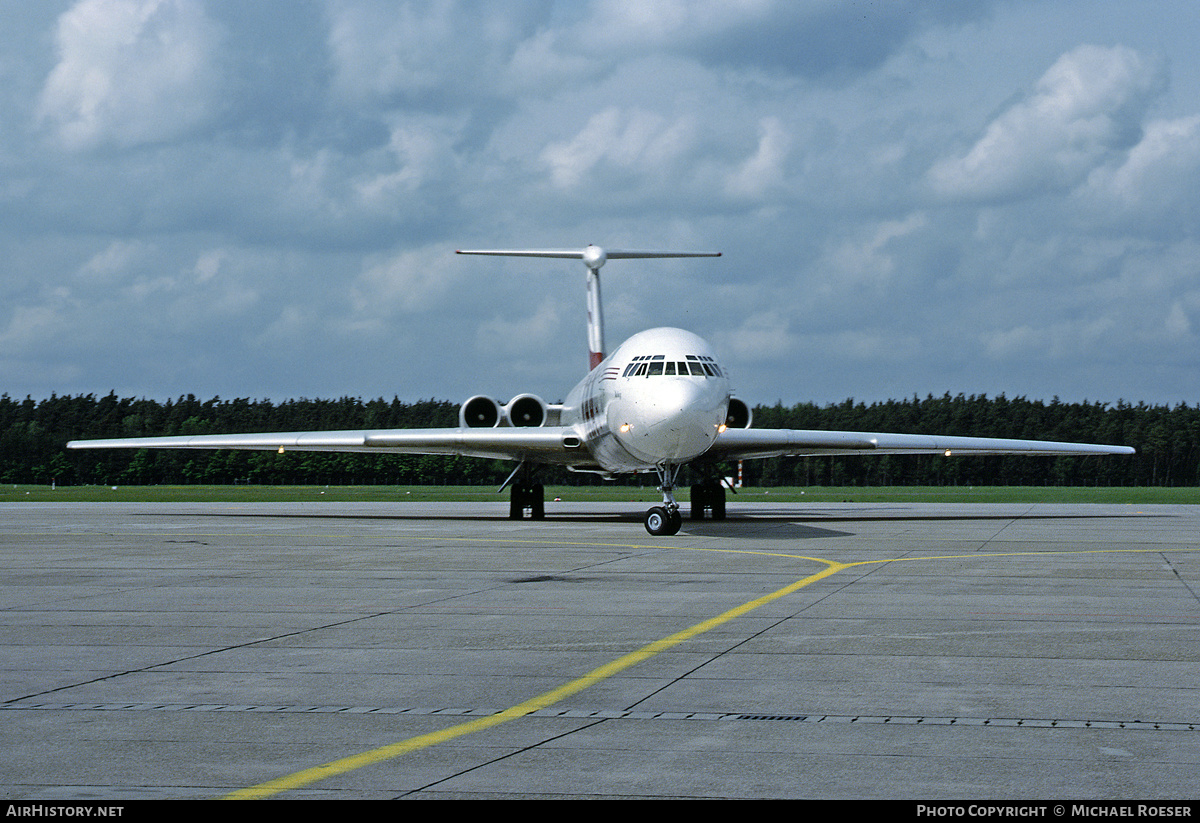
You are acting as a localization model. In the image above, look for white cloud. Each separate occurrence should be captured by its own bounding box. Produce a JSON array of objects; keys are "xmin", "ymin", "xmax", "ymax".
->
[
  {"xmin": 324, "ymin": 0, "xmax": 543, "ymax": 104},
  {"xmin": 78, "ymin": 239, "xmax": 147, "ymax": 281},
  {"xmin": 354, "ymin": 115, "xmax": 465, "ymax": 207},
  {"xmin": 928, "ymin": 45, "xmax": 1164, "ymax": 201},
  {"xmin": 724, "ymin": 117, "xmax": 792, "ymax": 200},
  {"xmin": 980, "ymin": 324, "xmax": 1045, "ymax": 361},
  {"xmin": 0, "ymin": 302, "xmax": 73, "ymax": 352},
  {"xmin": 540, "ymin": 107, "xmax": 698, "ymax": 190},
  {"xmin": 349, "ymin": 245, "xmax": 461, "ymax": 320},
  {"xmin": 476, "ymin": 296, "xmax": 562, "ymax": 357},
  {"xmin": 1076, "ymin": 114, "xmax": 1200, "ymax": 225},
  {"xmin": 1165, "ymin": 300, "xmax": 1191, "ymax": 339},
  {"xmin": 3, "ymin": 1, "xmax": 1200, "ymax": 405},
  {"xmin": 819, "ymin": 213, "xmax": 929, "ymax": 293},
  {"xmin": 579, "ymin": 0, "xmax": 776, "ymax": 51},
  {"xmin": 716, "ymin": 310, "xmax": 795, "ymax": 362},
  {"xmin": 37, "ymin": 0, "xmax": 223, "ymax": 151}
]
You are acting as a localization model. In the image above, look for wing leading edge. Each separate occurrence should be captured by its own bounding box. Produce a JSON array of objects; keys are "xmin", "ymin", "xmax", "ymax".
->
[
  {"xmin": 68, "ymin": 425, "xmax": 1134, "ymax": 465},
  {"xmin": 706, "ymin": 428, "xmax": 1136, "ymax": 461},
  {"xmin": 67, "ymin": 427, "xmax": 582, "ymax": 464}
]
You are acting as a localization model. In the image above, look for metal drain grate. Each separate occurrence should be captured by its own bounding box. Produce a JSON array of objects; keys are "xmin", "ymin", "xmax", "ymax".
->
[{"xmin": 3, "ymin": 701, "xmax": 1197, "ymax": 731}]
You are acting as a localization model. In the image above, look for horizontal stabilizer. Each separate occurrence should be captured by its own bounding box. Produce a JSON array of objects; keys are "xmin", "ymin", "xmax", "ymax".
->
[
  {"xmin": 456, "ymin": 246, "xmax": 720, "ymax": 269},
  {"xmin": 457, "ymin": 245, "xmax": 721, "ymax": 371}
]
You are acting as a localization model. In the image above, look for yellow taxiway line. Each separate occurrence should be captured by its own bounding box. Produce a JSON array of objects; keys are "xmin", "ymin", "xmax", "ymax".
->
[
  {"xmin": 226, "ymin": 539, "xmax": 1197, "ymax": 799},
  {"xmin": 225, "ymin": 553, "xmax": 849, "ymax": 799}
]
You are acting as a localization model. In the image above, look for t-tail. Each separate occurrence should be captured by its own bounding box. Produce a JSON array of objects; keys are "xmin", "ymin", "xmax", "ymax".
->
[{"xmin": 456, "ymin": 246, "xmax": 721, "ymax": 371}]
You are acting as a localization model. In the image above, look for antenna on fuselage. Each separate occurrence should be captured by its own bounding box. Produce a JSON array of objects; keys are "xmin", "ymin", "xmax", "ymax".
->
[{"xmin": 456, "ymin": 245, "xmax": 721, "ymax": 370}]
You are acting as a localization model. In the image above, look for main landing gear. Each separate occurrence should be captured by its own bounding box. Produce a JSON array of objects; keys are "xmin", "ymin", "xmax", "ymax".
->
[
  {"xmin": 506, "ymin": 464, "xmax": 545, "ymax": 520},
  {"xmin": 690, "ymin": 479, "xmax": 727, "ymax": 520},
  {"xmin": 510, "ymin": 482, "xmax": 545, "ymax": 519}
]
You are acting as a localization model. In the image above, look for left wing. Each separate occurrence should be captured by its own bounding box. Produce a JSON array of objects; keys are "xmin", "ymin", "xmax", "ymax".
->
[
  {"xmin": 705, "ymin": 428, "xmax": 1135, "ymax": 460},
  {"xmin": 67, "ymin": 427, "xmax": 584, "ymax": 464}
]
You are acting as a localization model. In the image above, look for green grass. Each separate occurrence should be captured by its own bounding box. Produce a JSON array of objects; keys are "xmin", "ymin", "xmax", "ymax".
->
[{"xmin": 4, "ymin": 484, "xmax": 1199, "ymax": 504}]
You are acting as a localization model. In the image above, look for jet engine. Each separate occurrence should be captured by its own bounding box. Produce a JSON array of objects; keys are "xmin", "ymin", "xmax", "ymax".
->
[
  {"xmin": 459, "ymin": 395, "xmax": 502, "ymax": 428},
  {"xmin": 459, "ymin": 393, "xmax": 552, "ymax": 428},
  {"xmin": 505, "ymin": 393, "xmax": 548, "ymax": 427},
  {"xmin": 725, "ymin": 397, "xmax": 753, "ymax": 429}
]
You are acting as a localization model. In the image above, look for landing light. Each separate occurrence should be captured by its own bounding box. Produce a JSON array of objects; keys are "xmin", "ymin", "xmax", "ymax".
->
[
  {"xmin": 717, "ymin": 423, "xmax": 727, "ymax": 433},
  {"xmin": 944, "ymin": 449, "xmax": 952, "ymax": 457},
  {"xmin": 620, "ymin": 423, "xmax": 632, "ymax": 433}
]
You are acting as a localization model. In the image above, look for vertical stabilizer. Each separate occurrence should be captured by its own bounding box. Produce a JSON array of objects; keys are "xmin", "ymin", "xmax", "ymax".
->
[{"xmin": 457, "ymin": 246, "xmax": 720, "ymax": 371}]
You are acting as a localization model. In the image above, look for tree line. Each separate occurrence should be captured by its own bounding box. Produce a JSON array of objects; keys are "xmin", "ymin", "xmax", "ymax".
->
[{"xmin": 0, "ymin": 391, "xmax": 1191, "ymax": 488}]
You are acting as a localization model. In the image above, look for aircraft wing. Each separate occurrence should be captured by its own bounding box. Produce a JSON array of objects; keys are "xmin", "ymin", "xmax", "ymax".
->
[
  {"xmin": 706, "ymin": 428, "xmax": 1136, "ymax": 461},
  {"xmin": 67, "ymin": 427, "xmax": 581, "ymax": 463}
]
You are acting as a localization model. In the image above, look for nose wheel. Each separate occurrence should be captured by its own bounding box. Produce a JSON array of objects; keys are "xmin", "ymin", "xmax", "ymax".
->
[
  {"xmin": 644, "ymin": 462, "xmax": 683, "ymax": 535},
  {"xmin": 644, "ymin": 505, "xmax": 682, "ymax": 536}
]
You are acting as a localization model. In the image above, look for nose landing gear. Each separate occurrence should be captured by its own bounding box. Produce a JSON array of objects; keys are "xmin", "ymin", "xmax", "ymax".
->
[{"xmin": 644, "ymin": 463, "xmax": 683, "ymax": 535}]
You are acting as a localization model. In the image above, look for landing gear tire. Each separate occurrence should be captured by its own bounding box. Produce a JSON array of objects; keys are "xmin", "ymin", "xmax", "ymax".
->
[
  {"xmin": 690, "ymin": 480, "xmax": 726, "ymax": 520},
  {"xmin": 690, "ymin": 483, "xmax": 707, "ymax": 520},
  {"xmin": 645, "ymin": 506, "xmax": 682, "ymax": 536},
  {"xmin": 509, "ymin": 482, "xmax": 545, "ymax": 520},
  {"xmin": 529, "ymin": 483, "xmax": 545, "ymax": 520},
  {"xmin": 710, "ymin": 482, "xmax": 726, "ymax": 520}
]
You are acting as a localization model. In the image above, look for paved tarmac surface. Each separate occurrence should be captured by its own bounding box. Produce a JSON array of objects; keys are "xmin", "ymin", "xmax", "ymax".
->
[{"xmin": 1, "ymin": 498, "xmax": 1198, "ymax": 800}]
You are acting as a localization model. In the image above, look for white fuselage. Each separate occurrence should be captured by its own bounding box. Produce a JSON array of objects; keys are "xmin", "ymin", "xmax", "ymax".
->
[{"xmin": 560, "ymin": 327, "xmax": 731, "ymax": 473}]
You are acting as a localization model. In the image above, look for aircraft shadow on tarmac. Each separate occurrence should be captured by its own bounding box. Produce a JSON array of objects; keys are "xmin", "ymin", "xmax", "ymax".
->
[{"xmin": 138, "ymin": 506, "xmax": 1160, "ymax": 542}]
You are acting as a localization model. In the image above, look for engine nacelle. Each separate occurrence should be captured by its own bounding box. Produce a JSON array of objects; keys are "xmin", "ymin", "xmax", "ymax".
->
[
  {"xmin": 459, "ymin": 395, "xmax": 502, "ymax": 428},
  {"xmin": 725, "ymin": 397, "xmax": 753, "ymax": 429},
  {"xmin": 505, "ymin": 393, "xmax": 548, "ymax": 427}
]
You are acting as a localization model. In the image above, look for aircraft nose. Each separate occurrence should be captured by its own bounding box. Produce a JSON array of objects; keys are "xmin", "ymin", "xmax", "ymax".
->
[{"xmin": 613, "ymin": 380, "xmax": 722, "ymax": 463}]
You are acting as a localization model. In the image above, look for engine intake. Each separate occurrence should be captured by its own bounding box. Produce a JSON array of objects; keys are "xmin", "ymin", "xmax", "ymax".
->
[
  {"xmin": 505, "ymin": 394, "xmax": 548, "ymax": 427},
  {"xmin": 459, "ymin": 395, "xmax": 502, "ymax": 428},
  {"xmin": 725, "ymin": 397, "xmax": 752, "ymax": 429}
]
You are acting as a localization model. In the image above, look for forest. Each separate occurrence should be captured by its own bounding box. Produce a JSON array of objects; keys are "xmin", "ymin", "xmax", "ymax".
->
[{"xmin": 1, "ymin": 391, "xmax": 1195, "ymax": 488}]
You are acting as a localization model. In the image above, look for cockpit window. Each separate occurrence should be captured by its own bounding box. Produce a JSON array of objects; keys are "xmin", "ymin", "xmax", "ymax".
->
[{"xmin": 623, "ymin": 354, "xmax": 725, "ymax": 378}]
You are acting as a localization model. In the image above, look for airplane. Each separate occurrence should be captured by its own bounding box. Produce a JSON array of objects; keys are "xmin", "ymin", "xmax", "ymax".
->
[{"xmin": 67, "ymin": 245, "xmax": 1135, "ymax": 535}]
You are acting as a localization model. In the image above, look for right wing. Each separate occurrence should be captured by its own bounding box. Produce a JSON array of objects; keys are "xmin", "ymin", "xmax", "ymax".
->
[
  {"xmin": 67, "ymin": 427, "xmax": 584, "ymax": 464},
  {"xmin": 705, "ymin": 428, "xmax": 1136, "ymax": 460}
]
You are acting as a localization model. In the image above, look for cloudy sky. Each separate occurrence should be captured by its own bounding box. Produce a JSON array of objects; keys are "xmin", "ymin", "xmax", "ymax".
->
[{"xmin": 3, "ymin": 1, "xmax": 1199, "ymax": 411}]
